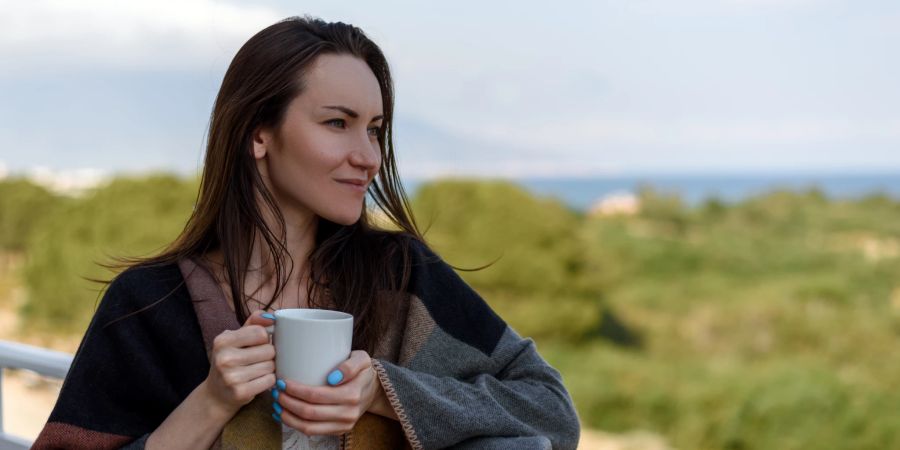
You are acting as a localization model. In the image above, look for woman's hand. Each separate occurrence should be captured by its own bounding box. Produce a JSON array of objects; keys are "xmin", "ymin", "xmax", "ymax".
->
[
  {"xmin": 273, "ymin": 350, "xmax": 394, "ymax": 435},
  {"xmin": 203, "ymin": 310, "xmax": 277, "ymax": 417}
]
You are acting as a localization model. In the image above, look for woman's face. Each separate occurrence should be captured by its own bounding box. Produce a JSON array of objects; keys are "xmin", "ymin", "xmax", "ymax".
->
[{"xmin": 253, "ymin": 53, "xmax": 384, "ymax": 226}]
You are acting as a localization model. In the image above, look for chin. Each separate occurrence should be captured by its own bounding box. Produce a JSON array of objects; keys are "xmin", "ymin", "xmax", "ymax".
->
[{"xmin": 325, "ymin": 210, "xmax": 363, "ymax": 226}]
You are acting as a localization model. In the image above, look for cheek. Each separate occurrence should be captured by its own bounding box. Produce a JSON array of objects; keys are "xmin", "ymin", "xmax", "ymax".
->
[
  {"xmin": 279, "ymin": 132, "xmax": 343, "ymax": 172},
  {"xmin": 299, "ymin": 147, "xmax": 340, "ymax": 171},
  {"xmin": 372, "ymin": 142, "xmax": 384, "ymax": 168}
]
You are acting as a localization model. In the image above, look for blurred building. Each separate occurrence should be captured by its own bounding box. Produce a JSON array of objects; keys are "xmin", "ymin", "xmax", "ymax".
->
[{"xmin": 589, "ymin": 192, "xmax": 641, "ymax": 217}]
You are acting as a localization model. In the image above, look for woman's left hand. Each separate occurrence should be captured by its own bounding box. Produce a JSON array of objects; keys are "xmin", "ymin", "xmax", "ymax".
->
[{"xmin": 273, "ymin": 350, "xmax": 384, "ymax": 435}]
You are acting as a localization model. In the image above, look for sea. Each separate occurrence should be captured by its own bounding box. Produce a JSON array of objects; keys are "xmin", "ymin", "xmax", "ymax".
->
[{"xmin": 402, "ymin": 172, "xmax": 900, "ymax": 212}]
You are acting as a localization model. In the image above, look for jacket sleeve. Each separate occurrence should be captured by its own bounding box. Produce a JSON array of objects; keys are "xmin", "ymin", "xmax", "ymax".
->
[
  {"xmin": 31, "ymin": 264, "xmax": 208, "ymax": 450},
  {"xmin": 370, "ymin": 238, "xmax": 581, "ymax": 450}
]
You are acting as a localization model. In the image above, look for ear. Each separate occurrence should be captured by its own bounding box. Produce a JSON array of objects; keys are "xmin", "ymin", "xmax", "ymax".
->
[{"xmin": 251, "ymin": 126, "xmax": 272, "ymax": 160}]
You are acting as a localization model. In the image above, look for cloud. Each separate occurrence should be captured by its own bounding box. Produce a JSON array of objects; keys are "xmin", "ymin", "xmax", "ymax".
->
[
  {"xmin": 0, "ymin": 0, "xmax": 283, "ymax": 72},
  {"xmin": 625, "ymin": 0, "xmax": 836, "ymax": 17},
  {"xmin": 447, "ymin": 117, "xmax": 900, "ymax": 152},
  {"xmin": 398, "ymin": 158, "xmax": 622, "ymax": 179},
  {"xmin": 722, "ymin": 0, "xmax": 828, "ymax": 8}
]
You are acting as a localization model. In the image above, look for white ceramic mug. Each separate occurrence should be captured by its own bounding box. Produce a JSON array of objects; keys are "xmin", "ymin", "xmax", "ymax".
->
[{"xmin": 266, "ymin": 309, "xmax": 354, "ymax": 386}]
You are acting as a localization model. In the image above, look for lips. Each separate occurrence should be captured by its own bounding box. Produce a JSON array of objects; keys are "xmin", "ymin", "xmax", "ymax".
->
[{"xmin": 336, "ymin": 179, "xmax": 368, "ymax": 193}]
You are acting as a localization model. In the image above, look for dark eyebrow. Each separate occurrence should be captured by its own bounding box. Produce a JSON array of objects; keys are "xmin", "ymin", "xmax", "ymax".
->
[{"xmin": 322, "ymin": 105, "xmax": 384, "ymax": 122}]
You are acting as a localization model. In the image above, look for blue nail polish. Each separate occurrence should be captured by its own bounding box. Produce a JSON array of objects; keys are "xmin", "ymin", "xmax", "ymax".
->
[
  {"xmin": 276, "ymin": 379, "xmax": 286, "ymax": 391},
  {"xmin": 327, "ymin": 369, "xmax": 344, "ymax": 386},
  {"xmin": 271, "ymin": 388, "xmax": 279, "ymax": 400},
  {"xmin": 273, "ymin": 402, "xmax": 283, "ymax": 414},
  {"xmin": 261, "ymin": 313, "xmax": 276, "ymax": 320},
  {"xmin": 272, "ymin": 412, "xmax": 282, "ymax": 423}
]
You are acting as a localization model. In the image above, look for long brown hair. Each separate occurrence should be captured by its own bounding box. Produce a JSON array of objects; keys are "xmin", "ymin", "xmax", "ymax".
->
[{"xmin": 116, "ymin": 16, "xmax": 425, "ymax": 354}]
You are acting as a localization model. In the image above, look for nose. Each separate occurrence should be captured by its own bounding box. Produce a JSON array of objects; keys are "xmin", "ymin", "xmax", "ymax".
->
[{"xmin": 348, "ymin": 133, "xmax": 381, "ymax": 176}]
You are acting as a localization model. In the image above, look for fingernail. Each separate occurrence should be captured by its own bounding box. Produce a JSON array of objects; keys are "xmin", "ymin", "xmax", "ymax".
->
[
  {"xmin": 261, "ymin": 313, "xmax": 276, "ymax": 320},
  {"xmin": 273, "ymin": 402, "xmax": 283, "ymax": 415},
  {"xmin": 271, "ymin": 388, "xmax": 279, "ymax": 400},
  {"xmin": 272, "ymin": 412, "xmax": 281, "ymax": 423},
  {"xmin": 327, "ymin": 370, "xmax": 344, "ymax": 386},
  {"xmin": 276, "ymin": 379, "xmax": 286, "ymax": 391}
]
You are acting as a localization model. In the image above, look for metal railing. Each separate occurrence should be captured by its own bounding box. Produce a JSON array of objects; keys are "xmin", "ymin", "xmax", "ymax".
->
[{"xmin": 0, "ymin": 340, "xmax": 73, "ymax": 450}]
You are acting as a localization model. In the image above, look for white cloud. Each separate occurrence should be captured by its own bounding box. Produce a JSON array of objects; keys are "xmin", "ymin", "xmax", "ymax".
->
[
  {"xmin": 624, "ymin": 0, "xmax": 834, "ymax": 17},
  {"xmin": 447, "ymin": 117, "xmax": 900, "ymax": 152},
  {"xmin": 0, "ymin": 0, "xmax": 283, "ymax": 72},
  {"xmin": 723, "ymin": 0, "xmax": 827, "ymax": 8},
  {"xmin": 399, "ymin": 158, "xmax": 622, "ymax": 180}
]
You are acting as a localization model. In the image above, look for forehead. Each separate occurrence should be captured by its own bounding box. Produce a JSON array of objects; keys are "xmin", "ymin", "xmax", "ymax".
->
[{"xmin": 296, "ymin": 53, "xmax": 383, "ymax": 115}]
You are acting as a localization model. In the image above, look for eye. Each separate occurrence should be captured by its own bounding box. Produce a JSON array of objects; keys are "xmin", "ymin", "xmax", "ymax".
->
[
  {"xmin": 325, "ymin": 119, "xmax": 346, "ymax": 128},
  {"xmin": 367, "ymin": 126, "xmax": 382, "ymax": 137}
]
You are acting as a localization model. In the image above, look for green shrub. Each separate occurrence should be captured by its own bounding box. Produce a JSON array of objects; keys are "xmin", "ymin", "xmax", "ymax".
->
[{"xmin": 21, "ymin": 174, "xmax": 197, "ymax": 331}]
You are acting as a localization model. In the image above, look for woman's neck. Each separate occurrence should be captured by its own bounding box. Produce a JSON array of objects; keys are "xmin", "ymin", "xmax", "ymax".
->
[
  {"xmin": 251, "ymin": 210, "xmax": 316, "ymax": 282},
  {"xmin": 206, "ymin": 207, "xmax": 320, "ymax": 313}
]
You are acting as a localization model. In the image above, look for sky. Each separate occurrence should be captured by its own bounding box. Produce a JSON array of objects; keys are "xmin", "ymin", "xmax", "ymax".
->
[{"xmin": 1, "ymin": 0, "xmax": 898, "ymax": 179}]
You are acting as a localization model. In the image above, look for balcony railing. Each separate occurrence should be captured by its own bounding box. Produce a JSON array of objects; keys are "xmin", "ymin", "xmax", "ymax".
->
[{"xmin": 0, "ymin": 340, "xmax": 73, "ymax": 450}]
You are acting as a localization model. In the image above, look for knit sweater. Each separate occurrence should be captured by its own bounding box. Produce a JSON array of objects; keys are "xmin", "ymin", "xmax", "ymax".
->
[{"xmin": 32, "ymin": 237, "xmax": 581, "ymax": 449}]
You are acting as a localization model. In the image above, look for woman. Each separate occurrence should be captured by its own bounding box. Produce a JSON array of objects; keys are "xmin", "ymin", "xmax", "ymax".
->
[{"xmin": 33, "ymin": 16, "xmax": 580, "ymax": 450}]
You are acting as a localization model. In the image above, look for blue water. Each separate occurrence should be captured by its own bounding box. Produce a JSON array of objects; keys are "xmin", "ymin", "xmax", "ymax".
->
[{"xmin": 403, "ymin": 173, "xmax": 900, "ymax": 211}]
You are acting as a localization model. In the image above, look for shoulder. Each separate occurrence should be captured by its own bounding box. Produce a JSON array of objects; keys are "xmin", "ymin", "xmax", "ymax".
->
[
  {"xmin": 364, "ymin": 229, "xmax": 454, "ymax": 287},
  {"xmin": 389, "ymin": 232, "xmax": 509, "ymax": 356},
  {"xmin": 113, "ymin": 261, "xmax": 184, "ymax": 287},
  {"xmin": 362, "ymin": 229, "xmax": 441, "ymax": 268},
  {"xmin": 84, "ymin": 260, "xmax": 204, "ymax": 360},
  {"xmin": 97, "ymin": 261, "xmax": 187, "ymax": 319}
]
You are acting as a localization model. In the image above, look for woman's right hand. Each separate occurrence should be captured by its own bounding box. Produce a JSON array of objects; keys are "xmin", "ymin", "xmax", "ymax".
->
[
  {"xmin": 203, "ymin": 310, "xmax": 277, "ymax": 416},
  {"xmin": 145, "ymin": 311, "xmax": 276, "ymax": 450}
]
